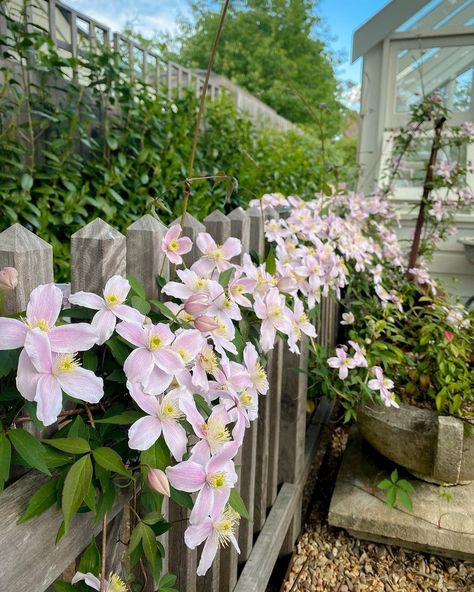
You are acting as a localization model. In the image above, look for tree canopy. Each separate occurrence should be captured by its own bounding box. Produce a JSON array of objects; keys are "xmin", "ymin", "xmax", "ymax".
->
[{"xmin": 174, "ymin": 0, "xmax": 344, "ymax": 134}]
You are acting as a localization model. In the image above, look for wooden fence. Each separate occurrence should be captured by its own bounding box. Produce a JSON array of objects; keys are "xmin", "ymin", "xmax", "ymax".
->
[
  {"xmin": 0, "ymin": 207, "xmax": 338, "ymax": 592},
  {"xmin": 1, "ymin": 0, "xmax": 296, "ymax": 132}
]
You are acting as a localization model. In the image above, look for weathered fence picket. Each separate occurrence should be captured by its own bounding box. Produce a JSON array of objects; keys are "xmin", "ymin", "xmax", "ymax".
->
[{"xmin": 0, "ymin": 203, "xmax": 339, "ymax": 592}]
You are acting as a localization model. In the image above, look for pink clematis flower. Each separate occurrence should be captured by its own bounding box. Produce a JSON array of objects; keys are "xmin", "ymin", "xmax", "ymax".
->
[
  {"xmin": 116, "ymin": 321, "xmax": 183, "ymax": 383},
  {"xmin": 243, "ymin": 343, "xmax": 269, "ymax": 395},
  {"xmin": 127, "ymin": 381, "xmax": 188, "ymax": 460},
  {"xmin": 348, "ymin": 340, "xmax": 368, "ymax": 368},
  {"xmin": 69, "ymin": 276, "xmax": 144, "ymax": 345},
  {"xmin": 72, "ymin": 572, "xmax": 127, "ymax": 592},
  {"xmin": 0, "ymin": 283, "xmax": 97, "ymax": 353},
  {"xmin": 327, "ymin": 347, "xmax": 357, "ymax": 380},
  {"xmin": 368, "ymin": 366, "xmax": 398, "ymax": 408},
  {"xmin": 180, "ymin": 397, "xmax": 234, "ymax": 455},
  {"xmin": 192, "ymin": 233, "xmax": 242, "ymax": 275},
  {"xmin": 161, "ymin": 224, "xmax": 193, "ymax": 265},
  {"xmin": 16, "ymin": 329, "xmax": 103, "ymax": 426},
  {"xmin": 185, "ymin": 496, "xmax": 240, "ymax": 576},
  {"xmin": 288, "ymin": 297, "xmax": 317, "ymax": 353},
  {"xmin": 166, "ymin": 442, "xmax": 238, "ymax": 524},
  {"xmin": 0, "ymin": 266, "xmax": 18, "ymax": 290},
  {"xmin": 228, "ymin": 271, "xmax": 256, "ymax": 307},
  {"xmin": 254, "ymin": 288, "xmax": 292, "ymax": 352}
]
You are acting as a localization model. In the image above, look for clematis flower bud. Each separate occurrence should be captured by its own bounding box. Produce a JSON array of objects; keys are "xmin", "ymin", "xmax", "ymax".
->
[
  {"xmin": 0, "ymin": 267, "xmax": 18, "ymax": 290},
  {"xmin": 148, "ymin": 468, "xmax": 170, "ymax": 497},
  {"xmin": 184, "ymin": 293, "xmax": 210, "ymax": 316},
  {"xmin": 444, "ymin": 330, "xmax": 454, "ymax": 341},
  {"xmin": 194, "ymin": 315, "xmax": 219, "ymax": 332}
]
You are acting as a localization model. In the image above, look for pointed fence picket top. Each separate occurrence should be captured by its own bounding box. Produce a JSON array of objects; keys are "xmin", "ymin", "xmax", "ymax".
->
[
  {"xmin": 71, "ymin": 218, "xmax": 126, "ymax": 294},
  {"xmin": 126, "ymin": 214, "xmax": 169, "ymax": 300},
  {"xmin": 173, "ymin": 213, "xmax": 205, "ymax": 267},
  {"xmin": 247, "ymin": 207, "xmax": 265, "ymax": 256},
  {"xmin": 228, "ymin": 207, "xmax": 250, "ymax": 264},
  {"xmin": 203, "ymin": 210, "xmax": 231, "ymax": 244},
  {"xmin": 0, "ymin": 223, "xmax": 53, "ymax": 314}
]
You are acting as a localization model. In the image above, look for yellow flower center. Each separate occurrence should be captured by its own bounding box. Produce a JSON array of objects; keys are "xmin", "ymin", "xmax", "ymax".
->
[
  {"xmin": 234, "ymin": 284, "xmax": 244, "ymax": 294},
  {"xmin": 194, "ymin": 279, "xmax": 207, "ymax": 290},
  {"xmin": 148, "ymin": 335, "xmax": 162, "ymax": 350},
  {"xmin": 168, "ymin": 240, "xmax": 179, "ymax": 252},
  {"xmin": 177, "ymin": 347, "xmax": 189, "ymax": 362},
  {"xmin": 213, "ymin": 247, "xmax": 224, "ymax": 261},
  {"xmin": 55, "ymin": 354, "xmax": 79, "ymax": 374},
  {"xmin": 216, "ymin": 318, "xmax": 229, "ymax": 337},
  {"xmin": 240, "ymin": 390, "xmax": 253, "ymax": 407},
  {"xmin": 108, "ymin": 574, "xmax": 128, "ymax": 592},
  {"xmin": 182, "ymin": 312, "xmax": 194, "ymax": 323},
  {"xmin": 106, "ymin": 293, "xmax": 120, "ymax": 306},
  {"xmin": 159, "ymin": 399, "xmax": 183, "ymax": 421},
  {"xmin": 27, "ymin": 319, "xmax": 50, "ymax": 332},
  {"xmin": 214, "ymin": 507, "xmax": 240, "ymax": 548},
  {"xmin": 222, "ymin": 298, "xmax": 232, "ymax": 310},
  {"xmin": 202, "ymin": 417, "xmax": 230, "ymax": 451},
  {"xmin": 200, "ymin": 349, "xmax": 217, "ymax": 372},
  {"xmin": 207, "ymin": 471, "xmax": 227, "ymax": 489}
]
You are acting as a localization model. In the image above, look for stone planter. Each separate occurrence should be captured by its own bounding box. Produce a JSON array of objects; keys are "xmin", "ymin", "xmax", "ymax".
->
[{"xmin": 357, "ymin": 402, "xmax": 474, "ymax": 485}]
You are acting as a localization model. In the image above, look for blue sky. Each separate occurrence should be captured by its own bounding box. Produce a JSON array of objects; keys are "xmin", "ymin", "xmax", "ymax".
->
[{"xmin": 67, "ymin": 0, "xmax": 389, "ymax": 84}]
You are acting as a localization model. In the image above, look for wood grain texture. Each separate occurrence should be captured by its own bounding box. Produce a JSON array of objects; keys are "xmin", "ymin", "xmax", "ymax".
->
[
  {"xmin": 71, "ymin": 218, "xmax": 126, "ymax": 294},
  {"xmin": 167, "ymin": 501, "xmax": 197, "ymax": 592},
  {"xmin": 0, "ymin": 471, "xmax": 129, "ymax": 592},
  {"xmin": 126, "ymin": 214, "xmax": 168, "ymax": 300},
  {"xmin": 173, "ymin": 213, "xmax": 205, "ymax": 267},
  {"xmin": 219, "ymin": 447, "xmax": 241, "ymax": 592},
  {"xmin": 227, "ymin": 207, "xmax": 250, "ymax": 264},
  {"xmin": 0, "ymin": 223, "xmax": 53, "ymax": 314},
  {"xmin": 247, "ymin": 207, "xmax": 264, "ymax": 256},
  {"xmin": 238, "ymin": 419, "xmax": 258, "ymax": 563},
  {"xmin": 203, "ymin": 210, "xmax": 230, "ymax": 244},
  {"xmin": 254, "ymin": 369, "xmax": 270, "ymax": 534},
  {"xmin": 267, "ymin": 337, "xmax": 283, "ymax": 509}
]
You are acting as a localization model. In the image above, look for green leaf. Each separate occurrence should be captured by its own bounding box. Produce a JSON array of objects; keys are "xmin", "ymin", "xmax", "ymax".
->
[
  {"xmin": 265, "ymin": 246, "xmax": 276, "ymax": 275},
  {"xmin": 141, "ymin": 437, "xmax": 170, "ymax": 471},
  {"xmin": 142, "ymin": 522, "xmax": 160, "ymax": 575},
  {"xmin": 218, "ymin": 267, "xmax": 234, "ymax": 288},
  {"xmin": 129, "ymin": 522, "xmax": 145, "ymax": 553},
  {"xmin": 95, "ymin": 411, "xmax": 143, "ymax": 425},
  {"xmin": 127, "ymin": 276, "xmax": 146, "ymax": 299},
  {"xmin": 397, "ymin": 479, "xmax": 415, "ymax": 494},
  {"xmin": 84, "ymin": 483, "xmax": 97, "ymax": 512},
  {"xmin": 43, "ymin": 437, "xmax": 91, "ymax": 455},
  {"xmin": 106, "ymin": 135, "xmax": 118, "ymax": 150},
  {"xmin": 17, "ymin": 478, "xmax": 57, "ymax": 524},
  {"xmin": 62, "ymin": 454, "xmax": 93, "ymax": 532},
  {"xmin": 78, "ymin": 538, "xmax": 100, "ymax": 575},
  {"xmin": 21, "ymin": 173, "xmax": 33, "ymax": 190},
  {"xmin": 0, "ymin": 433, "xmax": 11, "ymax": 482},
  {"xmin": 193, "ymin": 393, "xmax": 212, "ymax": 417},
  {"xmin": 53, "ymin": 582, "xmax": 77, "ymax": 592},
  {"xmin": 390, "ymin": 468, "xmax": 399, "ymax": 483},
  {"xmin": 82, "ymin": 349, "xmax": 98, "ymax": 372},
  {"xmin": 386, "ymin": 487, "xmax": 396, "ymax": 508},
  {"xmin": 377, "ymin": 479, "xmax": 392, "ymax": 491},
  {"xmin": 92, "ymin": 447, "xmax": 131, "ymax": 478},
  {"xmin": 159, "ymin": 573, "xmax": 177, "ymax": 589},
  {"xmin": 106, "ymin": 336, "xmax": 130, "ymax": 365},
  {"xmin": 397, "ymin": 489, "xmax": 413, "ymax": 512},
  {"xmin": 142, "ymin": 511, "xmax": 165, "ymax": 525},
  {"xmin": 68, "ymin": 416, "xmax": 89, "ymax": 440},
  {"xmin": 229, "ymin": 487, "xmax": 250, "ymax": 519},
  {"xmin": 169, "ymin": 486, "xmax": 193, "ymax": 510},
  {"xmin": 131, "ymin": 295, "xmax": 151, "ymax": 315},
  {"xmin": 150, "ymin": 300, "xmax": 176, "ymax": 320},
  {"xmin": 8, "ymin": 429, "xmax": 50, "ymax": 475}
]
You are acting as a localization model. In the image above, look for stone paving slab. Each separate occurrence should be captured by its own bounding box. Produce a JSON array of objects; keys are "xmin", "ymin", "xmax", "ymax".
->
[{"xmin": 328, "ymin": 428, "xmax": 474, "ymax": 561}]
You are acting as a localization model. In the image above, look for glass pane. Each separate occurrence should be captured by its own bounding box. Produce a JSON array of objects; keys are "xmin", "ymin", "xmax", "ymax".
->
[
  {"xmin": 393, "ymin": 138, "xmax": 467, "ymax": 188},
  {"xmin": 397, "ymin": 0, "xmax": 474, "ymax": 32},
  {"xmin": 395, "ymin": 45, "xmax": 474, "ymax": 112}
]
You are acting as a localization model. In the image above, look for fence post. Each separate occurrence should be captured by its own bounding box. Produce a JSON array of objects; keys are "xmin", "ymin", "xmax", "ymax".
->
[
  {"xmin": 247, "ymin": 207, "xmax": 264, "ymax": 256},
  {"xmin": 0, "ymin": 223, "xmax": 54, "ymax": 315},
  {"xmin": 203, "ymin": 210, "xmax": 230, "ymax": 244},
  {"xmin": 266, "ymin": 336, "xmax": 283, "ymax": 509},
  {"xmin": 278, "ymin": 335, "xmax": 309, "ymax": 555},
  {"xmin": 126, "ymin": 214, "xmax": 169, "ymax": 300},
  {"xmin": 71, "ymin": 218, "xmax": 126, "ymax": 294},
  {"xmin": 172, "ymin": 213, "xmax": 205, "ymax": 268},
  {"xmin": 227, "ymin": 207, "xmax": 250, "ymax": 264}
]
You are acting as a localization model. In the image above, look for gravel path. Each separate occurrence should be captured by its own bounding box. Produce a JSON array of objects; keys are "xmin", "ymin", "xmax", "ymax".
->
[{"xmin": 281, "ymin": 428, "xmax": 474, "ymax": 592}]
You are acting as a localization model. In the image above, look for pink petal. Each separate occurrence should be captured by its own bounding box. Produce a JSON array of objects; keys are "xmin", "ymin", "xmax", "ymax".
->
[
  {"xmin": 164, "ymin": 224, "xmax": 181, "ymax": 244},
  {"xmin": 16, "ymin": 349, "xmax": 41, "ymax": 401},
  {"xmin": 128, "ymin": 416, "xmax": 163, "ymax": 450},
  {"xmin": 104, "ymin": 276, "xmax": 130, "ymax": 302},
  {"xmin": 173, "ymin": 330, "xmax": 204, "ymax": 360},
  {"xmin": 35, "ymin": 373, "xmax": 62, "ymax": 426},
  {"xmin": 26, "ymin": 284, "xmax": 62, "ymax": 327},
  {"xmin": 124, "ymin": 348, "xmax": 155, "ymax": 383},
  {"xmin": 184, "ymin": 519, "xmax": 213, "ymax": 549},
  {"xmin": 179, "ymin": 396, "xmax": 205, "ymax": 438},
  {"xmin": 48, "ymin": 323, "xmax": 97, "ymax": 353},
  {"xmin": 221, "ymin": 237, "xmax": 241, "ymax": 260},
  {"xmin": 71, "ymin": 573, "xmax": 101, "ymax": 590},
  {"xmin": 69, "ymin": 291, "xmax": 105, "ymax": 310},
  {"xmin": 143, "ymin": 367, "xmax": 173, "ymax": 396},
  {"xmin": 115, "ymin": 322, "xmax": 147, "ymax": 347},
  {"xmin": 150, "ymin": 323, "xmax": 174, "ymax": 346},
  {"xmin": 243, "ymin": 343, "xmax": 258, "ymax": 370},
  {"xmin": 190, "ymin": 485, "xmax": 214, "ymax": 524},
  {"xmin": 91, "ymin": 309, "xmax": 116, "ymax": 345},
  {"xmin": 207, "ymin": 443, "xmax": 239, "ymax": 473},
  {"xmin": 162, "ymin": 420, "xmax": 188, "ymax": 461},
  {"xmin": 153, "ymin": 348, "xmax": 184, "ymax": 373},
  {"xmin": 176, "ymin": 236, "xmax": 192, "ymax": 254},
  {"xmin": 196, "ymin": 533, "xmax": 219, "ymax": 576},
  {"xmin": 0, "ymin": 318, "xmax": 26, "ymax": 349},
  {"xmin": 113, "ymin": 304, "xmax": 145, "ymax": 324},
  {"xmin": 161, "ymin": 281, "xmax": 193, "ymax": 299},
  {"xmin": 260, "ymin": 319, "xmax": 276, "ymax": 352},
  {"xmin": 166, "ymin": 461, "xmax": 206, "ymax": 492},
  {"xmin": 57, "ymin": 367, "xmax": 104, "ymax": 403},
  {"xmin": 24, "ymin": 329, "xmax": 52, "ymax": 373},
  {"xmin": 127, "ymin": 380, "xmax": 159, "ymax": 415},
  {"xmin": 196, "ymin": 233, "xmax": 216, "ymax": 254}
]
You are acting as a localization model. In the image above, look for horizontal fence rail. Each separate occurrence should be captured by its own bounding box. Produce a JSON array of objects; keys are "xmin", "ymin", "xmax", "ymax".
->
[
  {"xmin": 0, "ymin": 206, "xmax": 339, "ymax": 592},
  {"xmin": 1, "ymin": 0, "xmax": 296, "ymax": 132}
]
